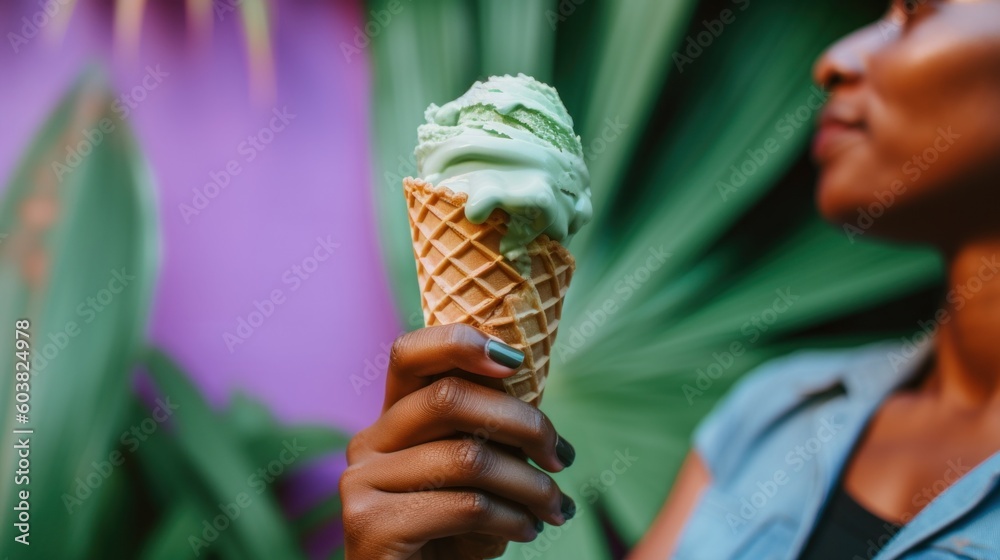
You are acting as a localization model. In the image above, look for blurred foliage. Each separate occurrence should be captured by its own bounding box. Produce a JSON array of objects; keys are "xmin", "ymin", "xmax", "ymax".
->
[
  {"xmin": 0, "ymin": 70, "xmax": 347, "ymax": 559},
  {"xmin": 369, "ymin": 0, "xmax": 943, "ymax": 557}
]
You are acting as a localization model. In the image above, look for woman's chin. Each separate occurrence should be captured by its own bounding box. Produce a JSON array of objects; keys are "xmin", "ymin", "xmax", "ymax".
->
[
  {"xmin": 815, "ymin": 183, "xmax": 942, "ymax": 245},
  {"xmin": 814, "ymin": 173, "xmax": 860, "ymax": 225}
]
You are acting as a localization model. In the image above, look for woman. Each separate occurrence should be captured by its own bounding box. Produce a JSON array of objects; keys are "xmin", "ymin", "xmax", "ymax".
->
[{"xmin": 340, "ymin": 0, "xmax": 1000, "ymax": 557}]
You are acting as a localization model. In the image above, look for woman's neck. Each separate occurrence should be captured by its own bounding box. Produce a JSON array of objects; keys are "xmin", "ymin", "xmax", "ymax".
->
[{"xmin": 927, "ymin": 237, "xmax": 1000, "ymax": 408}]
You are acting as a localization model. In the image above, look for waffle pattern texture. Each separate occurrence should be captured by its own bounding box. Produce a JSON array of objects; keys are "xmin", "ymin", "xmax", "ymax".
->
[{"xmin": 404, "ymin": 178, "xmax": 574, "ymax": 406}]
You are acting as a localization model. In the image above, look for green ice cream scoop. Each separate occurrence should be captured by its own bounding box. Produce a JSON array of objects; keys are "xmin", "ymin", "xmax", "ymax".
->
[{"xmin": 415, "ymin": 74, "xmax": 592, "ymax": 268}]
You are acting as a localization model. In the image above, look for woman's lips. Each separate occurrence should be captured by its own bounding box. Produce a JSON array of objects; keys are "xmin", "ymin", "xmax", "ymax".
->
[{"xmin": 812, "ymin": 116, "xmax": 866, "ymax": 164}]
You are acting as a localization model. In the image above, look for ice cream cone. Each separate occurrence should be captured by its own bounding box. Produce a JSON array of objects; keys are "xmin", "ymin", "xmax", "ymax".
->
[
  {"xmin": 404, "ymin": 177, "xmax": 574, "ymax": 406},
  {"xmin": 404, "ymin": 177, "xmax": 575, "ymax": 559}
]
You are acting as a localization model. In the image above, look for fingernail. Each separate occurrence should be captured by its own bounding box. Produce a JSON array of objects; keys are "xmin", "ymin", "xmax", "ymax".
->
[
  {"xmin": 561, "ymin": 494, "xmax": 576, "ymax": 521},
  {"xmin": 535, "ymin": 518, "xmax": 544, "ymax": 533},
  {"xmin": 486, "ymin": 339, "xmax": 524, "ymax": 369},
  {"xmin": 555, "ymin": 435, "xmax": 575, "ymax": 467}
]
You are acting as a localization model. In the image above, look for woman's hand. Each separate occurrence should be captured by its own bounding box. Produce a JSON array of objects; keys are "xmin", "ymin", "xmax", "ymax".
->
[{"xmin": 339, "ymin": 324, "xmax": 576, "ymax": 559}]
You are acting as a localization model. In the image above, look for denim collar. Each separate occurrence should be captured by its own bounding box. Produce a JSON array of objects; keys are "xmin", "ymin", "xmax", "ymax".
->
[
  {"xmin": 785, "ymin": 337, "xmax": 1000, "ymax": 559},
  {"xmin": 795, "ymin": 337, "xmax": 935, "ymax": 402}
]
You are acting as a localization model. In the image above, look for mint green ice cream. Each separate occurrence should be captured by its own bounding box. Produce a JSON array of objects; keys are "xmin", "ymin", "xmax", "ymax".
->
[{"xmin": 415, "ymin": 74, "xmax": 592, "ymax": 268}]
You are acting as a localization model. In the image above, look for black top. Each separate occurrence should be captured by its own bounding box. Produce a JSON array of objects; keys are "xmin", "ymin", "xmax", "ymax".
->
[{"xmin": 798, "ymin": 485, "xmax": 903, "ymax": 560}]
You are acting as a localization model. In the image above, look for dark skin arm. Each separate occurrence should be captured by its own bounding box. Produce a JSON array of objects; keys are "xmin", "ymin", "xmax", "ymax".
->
[
  {"xmin": 627, "ymin": 452, "xmax": 710, "ymax": 559},
  {"xmin": 339, "ymin": 324, "xmax": 573, "ymax": 559}
]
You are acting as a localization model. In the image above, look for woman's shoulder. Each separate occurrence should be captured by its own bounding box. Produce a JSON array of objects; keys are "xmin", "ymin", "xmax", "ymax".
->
[{"xmin": 692, "ymin": 339, "xmax": 908, "ymax": 483}]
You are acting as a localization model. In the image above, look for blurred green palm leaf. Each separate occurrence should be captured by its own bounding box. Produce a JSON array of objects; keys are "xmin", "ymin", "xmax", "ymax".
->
[
  {"xmin": 141, "ymin": 348, "xmax": 307, "ymax": 560},
  {"xmin": 0, "ymin": 68, "xmax": 159, "ymax": 558},
  {"xmin": 369, "ymin": 0, "xmax": 941, "ymax": 557},
  {"xmin": 135, "ymin": 349, "xmax": 348, "ymax": 560}
]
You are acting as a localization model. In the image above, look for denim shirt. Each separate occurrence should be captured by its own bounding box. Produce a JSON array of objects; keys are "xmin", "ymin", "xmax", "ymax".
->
[{"xmin": 672, "ymin": 340, "xmax": 1000, "ymax": 560}]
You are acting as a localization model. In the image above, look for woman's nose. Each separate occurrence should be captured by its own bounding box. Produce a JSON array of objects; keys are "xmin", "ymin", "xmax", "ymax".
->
[{"xmin": 813, "ymin": 23, "xmax": 888, "ymax": 91}]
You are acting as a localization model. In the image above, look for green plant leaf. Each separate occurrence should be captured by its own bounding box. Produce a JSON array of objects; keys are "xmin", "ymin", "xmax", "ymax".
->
[
  {"xmin": 226, "ymin": 391, "xmax": 350, "ymax": 467},
  {"xmin": 0, "ymin": 67, "xmax": 158, "ymax": 559},
  {"xmin": 138, "ymin": 500, "xmax": 210, "ymax": 560},
  {"xmin": 142, "ymin": 347, "xmax": 307, "ymax": 560},
  {"xmin": 293, "ymin": 495, "xmax": 343, "ymax": 537}
]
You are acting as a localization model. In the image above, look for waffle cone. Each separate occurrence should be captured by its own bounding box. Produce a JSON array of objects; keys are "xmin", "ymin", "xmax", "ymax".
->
[
  {"xmin": 403, "ymin": 177, "xmax": 575, "ymax": 559},
  {"xmin": 404, "ymin": 177, "xmax": 574, "ymax": 406}
]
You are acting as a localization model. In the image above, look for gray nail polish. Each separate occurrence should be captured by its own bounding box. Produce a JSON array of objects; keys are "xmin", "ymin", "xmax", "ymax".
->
[
  {"xmin": 486, "ymin": 339, "xmax": 524, "ymax": 369},
  {"xmin": 556, "ymin": 435, "xmax": 576, "ymax": 468},
  {"xmin": 561, "ymin": 494, "xmax": 576, "ymax": 520}
]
